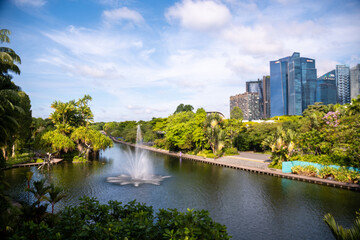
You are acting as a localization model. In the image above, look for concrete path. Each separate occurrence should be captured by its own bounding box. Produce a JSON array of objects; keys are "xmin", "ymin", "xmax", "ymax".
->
[{"xmin": 217, "ymin": 152, "xmax": 271, "ymax": 169}]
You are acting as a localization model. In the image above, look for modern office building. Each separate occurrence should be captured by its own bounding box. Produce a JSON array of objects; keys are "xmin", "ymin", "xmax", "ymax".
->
[
  {"xmin": 270, "ymin": 52, "xmax": 317, "ymax": 117},
  {"xmin": 246, "ymin": 79, "xmax": 263, "ymax": 118},
  {"xmin": 336, "ymin": 65, "xmax": 351, "ymax": 104},
  {"xmin": 316, "ymin": 70, "xmax": 337, "ymax": 105},
  {"xmin": 350, "ymin": 64, "xmax": 360, "ymax": 100},
  {"xmin": 230, "ymin": 92, "xmax": 262, "ymax": 121},
  {"xmin": 262, "ymin": 75, "xmax": 271, "ymax": 118},
  {"xmin": 270, "ymin": 56, "xmax": 290, "ymax": 117}
]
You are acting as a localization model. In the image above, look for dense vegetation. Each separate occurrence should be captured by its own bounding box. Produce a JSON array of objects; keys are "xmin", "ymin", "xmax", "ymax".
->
[
  {"xmin": 102, "ymin": 98, "xmax": 360, "ymax": 170},
  {"xmin": 0, "ymin": 174, "xmax": 231, "ymax": 239}
]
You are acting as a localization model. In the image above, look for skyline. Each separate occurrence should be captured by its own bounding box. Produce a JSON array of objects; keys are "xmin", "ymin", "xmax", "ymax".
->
[{"xmin": 1, "ymin": 0, "xmax": 360, "ymax": 122}]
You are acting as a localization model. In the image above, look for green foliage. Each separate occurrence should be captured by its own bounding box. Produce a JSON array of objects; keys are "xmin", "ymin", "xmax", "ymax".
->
[
  {"xmin": 174, "ymin": 103, "xmax": 194, "ymax": 114},
  {"xmin": 324, "ymin": 212, "xmax": 360, "ymax": 240},
  {"xmin": 204, "ymin": 113, "xmax": 225, "ymax": 155},
  {"xmin": 291, "ymin": 165, "xmax": 318, "ymax": 177},
  {"xmin": 291, "ymin": 165, "xmax": 360, "ymax": 183},
  {"xmin": 70, "ymin": 126, "xmax": 113, "ymax": 156},
  {"xmin": 5, "ymin": 197, "xmax": 231, "ymax": 239},
  {"xmin": 41, "ymin": 130, "xmax": 76, "ymax": 153},
  {"xmin": 165, "ymin": 110, "xmax": 207, "ymax": 152},
  {"xmin": 49, "ymin": 95, "xmax": 93, "ymax": 133},
  {"xmin": 230, "ymin": 106, "xmax": 243, "ymax": 120},
  {"xmin": 224, "ymin": 147, "xmax": 238, "ymax": 155},
  {"xmin": 72, "ymin": 156, "xmax": 87, "ymax": 163},
  {"xmin": 36, "ymin": 158, "xmax": 44, "ymax": 163}
]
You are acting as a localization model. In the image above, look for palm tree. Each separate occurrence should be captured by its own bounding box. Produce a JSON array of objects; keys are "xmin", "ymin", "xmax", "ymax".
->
[
  {"xmin": 324, "ymin": 213, "xmax": 360, "ymax": 240},
  {"xmin": 204, "ymin": 113, "xmax": 225, "ymax": 156},
  {"xmin": 0, "ymin": 29, "xmax": 22, "ymax": 162},
  {"xmin": 48, "ymin": 184, "xmax": 66, "ymax": 214},
  {"xmin": 26, "ymin": 179, "xmax": 50, "ymax": 208},
  {"xmin": 0, "ymin": 29, "xmax": 21, "ymax": 76}
]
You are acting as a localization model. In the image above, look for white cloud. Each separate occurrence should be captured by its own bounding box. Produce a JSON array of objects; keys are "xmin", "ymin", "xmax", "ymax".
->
[
  {"xmin": 13, "ymin": 0, "xmax": 46, "ymax": 7},
  {"xmin": 103, "ymin": 7, "xmax": 145, "ymax": 26},
  {"xmin": 166, "ymin": 0, "xmax": 231, "ymax": 31}
]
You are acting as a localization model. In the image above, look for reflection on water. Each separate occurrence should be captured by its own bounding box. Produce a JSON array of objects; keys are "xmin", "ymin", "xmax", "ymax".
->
[{"xmin": 4, "ymin": 143, "xmax": 360, "ymax": 239}]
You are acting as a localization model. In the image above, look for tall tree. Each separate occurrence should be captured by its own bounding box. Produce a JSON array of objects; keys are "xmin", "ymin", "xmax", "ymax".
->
[
  {"xmin": 204, "ymin": 113, "xmax": 225, "ymax": 156},
  {"xmin": 174, "ymin": 104, "xmax": 194, "ymax": 114},
  {"xmin": 0, "ymin": 29, "xmax": 29, "ymax": 162},
  {"xmin": 230, "ymin": 106, "xmax": 243, "ymax": 120}
]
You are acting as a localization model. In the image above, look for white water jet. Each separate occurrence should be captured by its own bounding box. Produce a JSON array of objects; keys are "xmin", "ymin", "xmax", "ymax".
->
[{"xmin": 107, "ymin": 125, "xmax": 170, "ymax": 187}]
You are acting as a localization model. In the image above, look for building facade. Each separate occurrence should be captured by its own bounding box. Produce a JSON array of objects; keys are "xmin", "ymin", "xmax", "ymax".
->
[
  {"xmin": 350, "ymin": 64, "xmax": 360, "ymax": 100},
  {"xmin": 336, "ymin": 65, "xmax": 351, "ymax": 104},
  {"xmin": 230, "ymin": 92, "xmax": 262, "ymax": 121},
  {"xmin": 270, "ymin": 52, "xmax": 317, "ymax": 117},
  {"xmin": 262, "ymin": 75, "xmax": 271, "ymax": 118},
  {"xmin": 316, "ymin": 70, "xmax": 337, "ymax": 105},
  {"xmin": 246, "ymin": 79, "xmax": 264, "ymax": 118}
]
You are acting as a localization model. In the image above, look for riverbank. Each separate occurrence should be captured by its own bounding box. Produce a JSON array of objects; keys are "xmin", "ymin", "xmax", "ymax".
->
[{"xmin": 111, "ymin": 137, "xmax": 360, "ymax": 191}]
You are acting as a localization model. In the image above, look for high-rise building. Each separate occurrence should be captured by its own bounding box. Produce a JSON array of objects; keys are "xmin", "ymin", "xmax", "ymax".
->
[
  {"xmin": 270, "ymin": 52, "xmax": 317, "ymax": 117},
  {"xmin": 262, "ymin": 76, "xmax": 271, "ymax": 118},
  {"xmin": 246, "ymin": 79, "xmax": 263, "ymax": 118},
  {"xmin": 336, "ymin": 65, "xmax": 351, "ymax": 104},
  {"xmin": 230, "ymin": 92, "xmax": 261, "ymax": 121},
  {"xmin": 270, "ymin": 56, "xmax": 290, "ymax": 117},
  {"xmin": 350, "ymin": 64, "xmax": 360, "ymax": 100},
  {"xmin": 316, "ymin": 70, "xmax": 337, "ymax": 105}
]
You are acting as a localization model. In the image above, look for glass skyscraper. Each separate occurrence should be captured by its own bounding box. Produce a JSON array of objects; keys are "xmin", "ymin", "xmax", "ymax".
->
[
  {"xmin": 270, "ymin": 56, "xmax": 290, "ymax": 117},
  {"xmin": 336, "ymin": 65, "xmax": 351, "ymax": 104},
  {"xmin": 270, "ymin": 52, "xmax": 317, "ymax": 117},
  {"xmin": 316, "ymin": 70, "xmax": 337, "ymax": 105}
]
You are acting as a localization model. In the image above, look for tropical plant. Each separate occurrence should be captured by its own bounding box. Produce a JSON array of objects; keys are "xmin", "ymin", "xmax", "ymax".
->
[
  {"xmin": 48, "ymin": 184, "xmax": 66, "ymax": 214},
  {"xmin": 324, "ymin": 212, "xmax": 360, "ymax": 240},
  {"xmin": 204, "ymin": 113, "xmax": 225, "ymax": 156}
]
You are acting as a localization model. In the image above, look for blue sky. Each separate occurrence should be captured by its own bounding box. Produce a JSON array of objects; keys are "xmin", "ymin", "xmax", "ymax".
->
[{"xmin": 1, "ymin": 0, "xmax": 360, "ymax": 122}]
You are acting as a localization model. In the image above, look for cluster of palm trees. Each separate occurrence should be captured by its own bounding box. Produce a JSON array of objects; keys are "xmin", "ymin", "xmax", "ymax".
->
[{"xmin": 0, "ymin": 29, "xmax": 31, "ymax": 164}]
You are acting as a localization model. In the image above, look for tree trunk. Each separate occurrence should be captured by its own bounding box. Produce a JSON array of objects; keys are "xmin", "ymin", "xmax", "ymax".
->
[{"xmin": 12, "ymin": 143, "xmax": 16, "ymax": 157}]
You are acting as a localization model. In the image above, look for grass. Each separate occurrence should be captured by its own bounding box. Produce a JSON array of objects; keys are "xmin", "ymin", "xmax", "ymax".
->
[{"xmin": 6, "ymin": 153, "xmax": 34, "ymax": 166}]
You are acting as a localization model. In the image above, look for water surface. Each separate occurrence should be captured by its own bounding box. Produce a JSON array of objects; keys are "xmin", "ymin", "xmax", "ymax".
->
[{"xmin": 5, "ymin": 143, "xmax": 360, "ymax": 239}]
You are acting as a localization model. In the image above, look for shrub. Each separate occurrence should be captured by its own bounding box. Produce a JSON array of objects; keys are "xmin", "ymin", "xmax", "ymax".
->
[
  {"xmin": 72, "ymin": 156, "xmax": 87, "ymax": 163},
  {"xmin": 224, "ymin": 147, "xmax": 238, "ymax": 155},
  {"xmin": 36, "ymin": 158, "xmax": 44, "ymax": 163},
  {"xmin": 291, "ymin": 165, "xmax": 318, "ymax": 177},
  {"xmin": 10, "ymin": 197, "xmax": 231, "ymax": 239},
  {"xmin": 318, "ymin": 166, "xmax": 334, "ymax": 179}
]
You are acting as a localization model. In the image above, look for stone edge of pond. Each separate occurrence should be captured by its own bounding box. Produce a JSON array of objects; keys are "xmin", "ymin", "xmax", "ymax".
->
[{"xmin": 112, "ymin": 137, "xmax": 360, "ymax": 192}]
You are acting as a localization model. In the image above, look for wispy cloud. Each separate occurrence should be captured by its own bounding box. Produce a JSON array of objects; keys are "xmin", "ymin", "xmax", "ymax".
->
[
  {"xmin": 103, "ymin": 7, "xmax": 145, "ymax": 27},
  {"xmin": 13, "ymin": 0, "xmax": 46, "ymax": 7}
]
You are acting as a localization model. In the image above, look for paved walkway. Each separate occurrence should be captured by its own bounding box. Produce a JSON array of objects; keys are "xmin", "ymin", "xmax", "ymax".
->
[{"xmin": 217, "ymin": 153, "xmax": 271, "ymax": 169}]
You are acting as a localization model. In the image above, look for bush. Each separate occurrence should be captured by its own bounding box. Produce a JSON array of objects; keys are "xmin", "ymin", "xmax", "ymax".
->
[
  {"xmin": 9, "ymin": 197, "xmax": 231, "ymax": 239},
  {"xmin": 224, "ymin": 147, "xmax": 238, "ymax": 155},
  {"xmin": 72, "ymin": 156, "xmax": 87, "ymax": 163},
  {"xmin": 318, "ymin": 166, "xmax": 334, "ymax": 179},
  {"xmin": 292, "ymin": 165, "xmax": 360, "ymax": 183},
  {"xmin": 291, "ymin": 165, "xmax": 318, "ymax": 177},
  {"xmin": 36, "ymin": 158, "xmax": 44, "ymax": 163}
]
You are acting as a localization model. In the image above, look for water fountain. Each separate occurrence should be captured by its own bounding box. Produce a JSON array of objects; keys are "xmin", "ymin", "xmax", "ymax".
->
[{"xmin": 106, "ymin": 125, "xmax": 169, "ymax": 187}]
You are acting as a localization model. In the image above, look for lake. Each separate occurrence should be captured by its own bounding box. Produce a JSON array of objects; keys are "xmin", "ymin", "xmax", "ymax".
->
[{"xmin": 5, "ymin": 142, "xmax": 360, "ymax": 239}]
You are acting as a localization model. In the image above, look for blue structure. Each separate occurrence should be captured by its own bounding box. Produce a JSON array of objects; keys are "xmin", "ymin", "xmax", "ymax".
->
[
  {"xmin": 316, "ymin": 70, "xmax": 337, "ymax": 105},
  {"xmin": 270, "ymin": 52, "xmax": 317, "ymax": 117},
  {"xmin": 270, "ymin": 56, "xmax": 290, "ymax": 117},
  {"xmin": 282, "ymin": 161, "xmax": 360, "ymax": 173}
]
